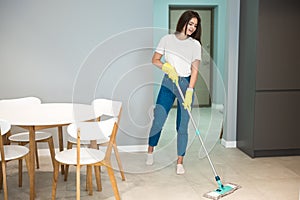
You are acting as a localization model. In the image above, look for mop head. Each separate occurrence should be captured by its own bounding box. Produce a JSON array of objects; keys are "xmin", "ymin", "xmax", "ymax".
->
[{"xmin": 203, "ymin": 183, "xmax": 241, "ymax": 200}]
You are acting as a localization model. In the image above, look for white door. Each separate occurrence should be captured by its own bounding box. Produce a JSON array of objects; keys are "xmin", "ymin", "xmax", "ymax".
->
[{"xmin": 169, "ymin": 8, "xmax": 212, "ymax": 106}]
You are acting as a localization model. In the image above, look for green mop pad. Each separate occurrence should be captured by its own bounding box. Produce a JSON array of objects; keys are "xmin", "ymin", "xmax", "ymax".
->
[{"xmin": 203, "ymin": 182, "xmax": 241, "ymax": 200}]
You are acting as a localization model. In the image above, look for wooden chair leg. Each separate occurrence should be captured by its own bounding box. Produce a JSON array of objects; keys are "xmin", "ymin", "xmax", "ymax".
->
[
  {"xmin": 113, "ymin": 144, "xmax": 125, "ymax": 181},
  {"xmin": 18, "ymin": 159, "xmax": 22, "ymax": 187},
  {"xmin": 24, "ymin": 155, "xmax": 30, "ymax": 176},
  {"xmin": 85, "ymin": 166, "xmax": 88, "ymax": 191},
  {"xmin": 57, "ymin": 127, "xmax": 65, "ymax": 175},
  {"xmin": 35, "ymin": 142, "xmax": 40, "ymax": 169},
  {"xmin": 64, "ymin": 142, "xmax": 73, "ymax": 181},
  {"xmin": 47, "ymin": 137, "xmax": 55, "ymax": 169},
  {"xmin": 86, "ymin": 165, "xmax": 93, "ymax": 195},
  {"xmin": 94, "ymin": 166, "xmax": 102, "ymax": 191},
  {"xmin": 1, "ymin": 161, "xmax": 8, "ymax": 200},
  {"xmin": 0, "ymin": 164, "xmax": 3, "ymax": 190},
  {"xmin": 24, "ymin": 154, "xmax": 35, "ymax": 197},
  {"xmin": 76, "ymin": 164, "xmax": 81, "ymax": 200},
  {"xmin": 51, "ymin": 161, "xmax": 60, "ymax": 200},
  {"xmin": 63, "ymin": 166, "xmax": 69, "ymax": 182},
  {"xmin": 106, "ymin": 165, "xmax": 120, "ymax": 200}
]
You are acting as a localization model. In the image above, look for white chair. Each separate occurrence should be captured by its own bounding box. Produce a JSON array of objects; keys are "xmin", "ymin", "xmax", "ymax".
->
[
  {"xmin": 0, "ymin": 97, "xmax": 55, "ymax": 169},
  {"xmin": 0, "ymin": 119, "xmax": 31, "ymax": 200},
  {"xmin": 51, "ymin": 100, "xmax": 122, "ymax": 200},
  {"xmin": 64, "ymin": 99, "xmax": 125, "ymax": 181}
]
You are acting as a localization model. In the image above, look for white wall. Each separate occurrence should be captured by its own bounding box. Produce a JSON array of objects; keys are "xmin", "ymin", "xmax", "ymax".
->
[
  {"xmin": 0, "ymin": 0, "xmax": 154, "ymax": 146},
  {"xmin": 223, "ymin": 0, "xmax": 240, "ymax": 147}
]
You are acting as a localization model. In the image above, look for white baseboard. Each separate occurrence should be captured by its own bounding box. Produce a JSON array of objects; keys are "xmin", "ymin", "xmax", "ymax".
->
[
  {"xmin": 212, "ymin": 103, "xmax": 224, "ymax": 111},
  {"xmin": 117, "ymin": 145, "xmax": 148, "ymax": 152},
  {"xmin": 221, "ymin": 138, "xmax": 236, "ymax": 148},
  {"xmin": 38, "ymin": 145, "xmax": 148, "ymax": 156}
]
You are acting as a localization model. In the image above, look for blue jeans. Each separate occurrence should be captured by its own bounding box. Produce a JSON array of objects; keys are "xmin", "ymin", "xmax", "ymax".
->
[{"xmin": 148, "ymin": 74, "xmax": 192, "ymax": 156}]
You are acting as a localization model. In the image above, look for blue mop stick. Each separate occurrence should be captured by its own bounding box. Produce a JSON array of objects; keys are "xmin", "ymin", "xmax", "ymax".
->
[{"xmin": 175, "ymin": 82, "xmax": 224, "ymax": 190}]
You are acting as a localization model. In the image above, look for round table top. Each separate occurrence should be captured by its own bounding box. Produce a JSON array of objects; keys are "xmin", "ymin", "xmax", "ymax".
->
[{"xmin": 0, "ymin": 103, "xmax": 101, "ymax": 126}]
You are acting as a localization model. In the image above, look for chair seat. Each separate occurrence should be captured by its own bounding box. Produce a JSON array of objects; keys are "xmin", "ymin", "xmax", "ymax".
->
[
  {"xmin": 55, "ymin": 148, "xmax": 105, "ymax": 165},
  {"xmin": 9, "ymin": 131, "xmax": 52, "ymax": 142},
  {"xmin": 0, "ymin": 145, "xmax": 29, "ymax": 161}
]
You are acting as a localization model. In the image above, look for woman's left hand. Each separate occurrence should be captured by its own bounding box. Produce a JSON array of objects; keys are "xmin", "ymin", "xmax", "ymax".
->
[{"xmin": 182, "ymin": 88, "xmax": 193, "ymax": 111}]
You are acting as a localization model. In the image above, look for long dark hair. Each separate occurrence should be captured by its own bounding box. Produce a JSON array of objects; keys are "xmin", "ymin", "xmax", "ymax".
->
[{"xmin": 175, "ymin": 10, "xmax": 202, "ymax": 44}]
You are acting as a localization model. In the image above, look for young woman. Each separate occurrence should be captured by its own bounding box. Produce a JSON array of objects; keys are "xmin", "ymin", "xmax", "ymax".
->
[{"xmin": 147, "ymin": 10, "xmax": 202, "ymax": 174}]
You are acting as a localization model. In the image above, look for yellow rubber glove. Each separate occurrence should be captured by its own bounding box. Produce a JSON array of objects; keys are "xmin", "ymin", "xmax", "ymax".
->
[
  {"xmin": 162, "ymin": 63, "xmax": 178, "ymax": 85},
  {"xmin": 182, "ymin": 88, "xmax": 193, "ymax": 111}
]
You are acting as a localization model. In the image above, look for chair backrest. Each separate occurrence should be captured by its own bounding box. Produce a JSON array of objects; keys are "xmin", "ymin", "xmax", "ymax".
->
[
  {"xmin": 0, "ymin": 119, "xmax": 11, "ymax": 161},
  {"xmin": 92, "ymin": 99, "xmax": 122, "ymax": 117},
  {"xmin": 0, "ymin": 97, "xmax": 41, "ymax": 105},
  {"xmin": 67, "ymin": 120, "xmax": 117, "ymax": 141},
  {"xmin": 0, "ymin": 119, "xmax": 11, "ymax": 137},
  {"xmin": 68, "ymin": 99, "xmax": 122, "ymax": 161},
  {"xmin": 68, "ymin": 99, "xmax": 122, "ymax": 140}
]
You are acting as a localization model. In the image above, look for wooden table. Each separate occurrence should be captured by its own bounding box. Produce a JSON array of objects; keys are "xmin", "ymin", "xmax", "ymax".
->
[{"xmin": 0, "ymin": 103, "xmax": 101, "ymax": 200}]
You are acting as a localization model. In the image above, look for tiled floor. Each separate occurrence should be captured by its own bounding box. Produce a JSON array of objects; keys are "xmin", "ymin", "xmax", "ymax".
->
[{"xmin": 4, "ymin": 108, "xmax": 300, "ymax": 200}]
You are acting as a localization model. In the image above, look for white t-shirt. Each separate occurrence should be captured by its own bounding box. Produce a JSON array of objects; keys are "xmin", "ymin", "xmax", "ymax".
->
[{"xmin": 155, "ymin": 34, "xmax": 202, "ymax": 77}]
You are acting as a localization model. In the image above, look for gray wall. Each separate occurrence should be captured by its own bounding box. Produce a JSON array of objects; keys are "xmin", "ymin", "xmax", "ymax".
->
[
  {"xmin": 0, "ymin": 0, "xmax": 154, "ymax": 146},
  {"xmin": 1, "ymin": 0, "xmax": 244, "ymax": 148},
  {"xmin": 223, "ymin": 0, "xmax": 240, "ymax": 144}
]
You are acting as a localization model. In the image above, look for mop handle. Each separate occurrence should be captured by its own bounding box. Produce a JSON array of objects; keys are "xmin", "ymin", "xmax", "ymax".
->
[{"xmin": 176, "ymin": 83, "xmax": 219, "ymax": 178}]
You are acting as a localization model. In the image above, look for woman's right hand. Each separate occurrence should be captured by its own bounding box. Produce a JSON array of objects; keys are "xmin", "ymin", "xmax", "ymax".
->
[{"xmin": 162, "ymin": 63, "xmax": 178, "ymax": 85}]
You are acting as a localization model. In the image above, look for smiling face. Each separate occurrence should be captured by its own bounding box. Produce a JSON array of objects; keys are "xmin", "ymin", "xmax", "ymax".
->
[
  {"xmin": 175, "ymin": 10, "xmax": 201, "ymax": 43},
  {"xmin": 184, "ymin": 17, "xmax": 198, "ymax": 36}
]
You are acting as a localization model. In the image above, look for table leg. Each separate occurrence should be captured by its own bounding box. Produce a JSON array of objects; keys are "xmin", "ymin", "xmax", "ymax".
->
[
  {"xmin": 57, "ymin": 126, "xmax": 64, "ymax": 174},
  {"xmin": 29, "ymin": 126, "xmax": 36, "ymax": 200}
]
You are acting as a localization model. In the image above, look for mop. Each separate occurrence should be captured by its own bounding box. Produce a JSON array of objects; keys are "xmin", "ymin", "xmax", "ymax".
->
[{"xmin": 175, "ymin": 83, "xmax": 241, "ymax": 200}]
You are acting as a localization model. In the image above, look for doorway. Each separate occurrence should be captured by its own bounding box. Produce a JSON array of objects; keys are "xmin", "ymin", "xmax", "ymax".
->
[{"xmin": 169, "ymin": 6, "xmax": 214, "ymax": 107}]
